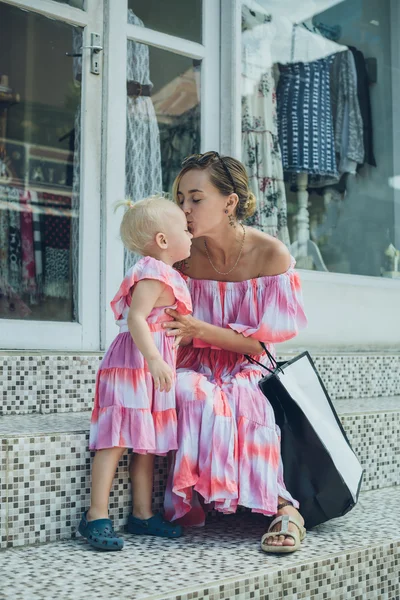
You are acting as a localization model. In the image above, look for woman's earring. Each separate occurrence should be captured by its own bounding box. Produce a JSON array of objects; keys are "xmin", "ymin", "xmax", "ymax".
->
[{"xmin": 224, "ymin": 210, "xmax": 229, "ymax": 214}]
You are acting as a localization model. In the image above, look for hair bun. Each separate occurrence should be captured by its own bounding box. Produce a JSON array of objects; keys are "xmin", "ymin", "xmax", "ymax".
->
[{"xmin": 242, "ymin": 191, "xmax": 256, "ymax": 219}]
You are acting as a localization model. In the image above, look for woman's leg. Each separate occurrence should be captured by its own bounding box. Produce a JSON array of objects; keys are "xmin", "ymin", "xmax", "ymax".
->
[
  {"xmin": 87, "ymin": 447, "xmax": 126, "ymax": 521},
  {"xmin": 264, "ymin": 498, "xmax": 305, "ymax": 547},
  {"xmin": 130, "ymin": 453, "xmax": 155, "ymax": 519}
]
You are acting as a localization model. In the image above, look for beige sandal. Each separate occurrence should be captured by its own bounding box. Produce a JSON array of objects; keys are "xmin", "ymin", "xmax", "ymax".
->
[{"xmin": 261, "ymin": 514, "xmax": 306, "ymax": 554}]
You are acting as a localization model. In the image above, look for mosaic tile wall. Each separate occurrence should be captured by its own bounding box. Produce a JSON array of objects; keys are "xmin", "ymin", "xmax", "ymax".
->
[
  {"xmin": 0, "ymin": 354, "xmax": 102, "ymax": 415},
  {"xmin": 159, "ymin": 544, "xmax": 400, "ymax": 600},
  {"xmin": 1, "ymin": 431, "xmax": 168, "ymax": 549},
  {"xmin": 1, "ymin": 352, "xmax": 400, "ymax": 415},
  {"xmin": 1, "ymin": 402, "xmax": 399, "ymax": 548},
  {"xmin": 341, "ymin": 410, "xmax": 400, "ymax": 492}
]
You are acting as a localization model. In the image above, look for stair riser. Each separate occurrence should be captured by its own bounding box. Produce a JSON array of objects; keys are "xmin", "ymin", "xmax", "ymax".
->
[
  {"xmin": 1, "ymin": 353, "xmax": 400, "ymax": 415},
  {"xmin": 159, "ymin": 544, "xmax": 400, "ymax": 600},
  {"xmin": 2, "ymin": 409, "xmax": 399, "ymax": 548}
]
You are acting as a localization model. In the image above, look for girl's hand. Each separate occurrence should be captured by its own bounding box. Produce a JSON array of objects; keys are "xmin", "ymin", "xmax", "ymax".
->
[
  {"xmin": 163, "ymin": 310, "xmax": 201, "ymax": 348},
  {"xmin": 147, "ymin": 357, "xmax": 174, "ymax": 392}
]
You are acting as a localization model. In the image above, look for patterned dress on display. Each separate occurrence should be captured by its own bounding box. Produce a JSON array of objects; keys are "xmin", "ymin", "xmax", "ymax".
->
[
  {"xmin": 124, "ymin": 9, "xmax": 162, "ymax": 272},
  {"xmin": 277, "ymin": 56, "xmax": 338, "ymax": 182},
  {"xmin": 241, "ymin": 8, "xmax": 290, "ymax": 245}
]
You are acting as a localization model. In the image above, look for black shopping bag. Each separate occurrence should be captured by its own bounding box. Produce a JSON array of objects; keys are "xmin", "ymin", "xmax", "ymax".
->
[{"xmin": 248, "ymin": 348, "xmax": 364, "ymax": 529}]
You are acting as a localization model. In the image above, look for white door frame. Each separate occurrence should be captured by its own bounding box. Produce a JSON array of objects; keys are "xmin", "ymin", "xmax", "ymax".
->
[
  {"xmin": 0, "ymin": 0, "xmax": 102, "ymax": 351},
  {"xmin": 102, "ymin": 0, "xmax": 221, "ymax": 349}
]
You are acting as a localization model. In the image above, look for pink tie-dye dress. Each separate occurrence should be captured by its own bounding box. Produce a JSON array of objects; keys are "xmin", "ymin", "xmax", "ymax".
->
[
  {"xmin": 89, "ymin": 256, "xmax": 192, "ymax": 454},
  {"xmin": 164, "ymin": 259, "xmax": 307, "ymax": 526}
]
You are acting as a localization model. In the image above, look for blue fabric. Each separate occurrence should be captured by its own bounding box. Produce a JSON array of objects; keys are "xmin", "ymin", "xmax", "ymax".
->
[{"xmin": 277, "ymin": 56, "xmax": 338, "ymax": 179}]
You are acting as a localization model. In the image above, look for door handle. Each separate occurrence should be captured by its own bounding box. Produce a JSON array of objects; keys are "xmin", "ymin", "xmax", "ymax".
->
[{"xmin": 66, "ymin": 33, "xmax": 102, "ymax": 75}]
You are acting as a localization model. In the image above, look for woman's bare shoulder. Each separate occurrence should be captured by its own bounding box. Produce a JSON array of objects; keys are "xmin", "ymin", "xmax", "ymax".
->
[{"xmin": 247, "ymin": 228, "xmax": 292, "ymax": 276}]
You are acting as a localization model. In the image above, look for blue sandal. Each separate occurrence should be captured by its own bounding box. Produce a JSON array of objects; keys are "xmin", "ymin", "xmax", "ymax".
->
[
  {"xmin": 78, "ymin": 511, "xmax": 124, "ymax": 551},
  {"xmin": 127, "ymin": 513, "xmax": 182, "ymax": 538}
]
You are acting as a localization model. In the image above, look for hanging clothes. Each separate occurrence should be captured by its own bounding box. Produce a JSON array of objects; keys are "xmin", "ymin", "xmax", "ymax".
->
[
  {"xmin": 124, "ymin": 9, "xmax": 162, "ymax": 272},
  {"xmin": 71, "ymin": 26, "xmax": 82, "ymax": 320},
  {"xmin": 0, "ymin": 185, "xmax": 10, "ymax": 286},
  {"xmin": 159, "ymin": 104, "xmax": 200, "ymax": 194},
  {"xmin": 331, "ymin": 49, "xmax": 364, "ymax": 175},
  {"xmin": 241, "ymin": 6, "xmax": 290, "ymax": 245},
  {"xmin": 7, "ymin": 185, "xmax": 22, "ymax": 295},
  {"xmin": 349, "ymin": 46, "xmax": 376, "ymax": 168},
  {"xmin": 277, "ymin": 55, "xmax": 339, "ymax": 183},
  {"xmin": 42, "ymin": 192, "xmax": 71, "ymax": 300},
  {"xmin": 30, "ymin": 190, "xmax": 44, "ymax": 297},
  {"xmin": 19, "ymin": 190, "xmax": 36, "ymax": 296}
]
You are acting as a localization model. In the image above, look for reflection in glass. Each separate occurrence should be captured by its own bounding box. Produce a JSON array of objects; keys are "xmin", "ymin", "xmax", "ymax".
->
[
  {"xmin": 127, "ymin": 0, "xmax": 202, "ymax": 43},
  {"xmin": 52, "ymin": 0, "xmax": 85, "ymax": 8},
  {"xmin": 0, "ymin": 3, "xmax": 81, "ymax": 320},
  {"xmin": 241, "ymin": 0, "xmax": 400, "ymax": 277},
  {"xmin": 124, "ymin": 9, "xmax": 200, "ymax": 271}
]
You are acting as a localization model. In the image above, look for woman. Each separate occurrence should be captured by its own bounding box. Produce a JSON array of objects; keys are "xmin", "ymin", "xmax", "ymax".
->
[{"xmin": 163, "ymin": 152, "xmax": 307, "ymax": 553}]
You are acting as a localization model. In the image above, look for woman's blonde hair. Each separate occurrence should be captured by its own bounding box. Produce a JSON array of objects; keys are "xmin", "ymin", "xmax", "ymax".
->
[
  {"xmin": 115, "ymin": 195, "xmax": 179, "ymax": 255},
  {"xmin": 172, "ymin": 152, "xmax": 256, "ymax": 220}
]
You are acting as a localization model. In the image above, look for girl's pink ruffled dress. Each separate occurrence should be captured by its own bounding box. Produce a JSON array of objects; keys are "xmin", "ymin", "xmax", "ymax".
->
[
  {"xmin": 89, "ymin": 256, "xmax": 192, "ymax": 454},
  {"xmin": 164, "ymin": 259, "xmax": 307, "ymax": 526}
]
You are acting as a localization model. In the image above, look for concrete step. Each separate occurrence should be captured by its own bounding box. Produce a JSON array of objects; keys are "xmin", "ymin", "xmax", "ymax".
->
[
  {"xmin": 0, "ymin": 487, "xmax": 399, "ymax": 600},
  {"xmin": 1, "ymin": 351, "xmax": 400, "ymax": 415},
  {"xmin": 1, "ymin": 397, "xmax": 399, "ymax": 549}
]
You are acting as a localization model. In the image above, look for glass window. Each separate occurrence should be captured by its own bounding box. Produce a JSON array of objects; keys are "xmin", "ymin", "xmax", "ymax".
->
[
  {"xmin": 241, "ymin": 0, "xmax": 400, "ymax": 278},
  {"xmin": 127, "ymin": 0, "xmax": 202, "ymax": 43},
  {"xmin": 0, "ymin": 3, "xmax": 82, "ymax": 321},
  {"xmin": 124, "ymin": 40, "xmax": 201, "ymax": 271},
  {"xmin": 52, "ymin": 1, "xmax": 85, "ymax": 8}
]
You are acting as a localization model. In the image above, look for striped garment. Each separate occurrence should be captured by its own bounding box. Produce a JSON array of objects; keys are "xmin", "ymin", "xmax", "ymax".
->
[{"xmin": 277, "ymin": 56, "xmax": 338, "ymax": 179}]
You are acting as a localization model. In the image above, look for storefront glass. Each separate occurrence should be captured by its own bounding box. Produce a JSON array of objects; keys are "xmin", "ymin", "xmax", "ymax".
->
[
  {"xmin": 124, "ymin": 39, "xmax": 201, "ymax": 271},
  {"xmin": 0, "ymin": 3, "xmax": 82, "ymax": 321},
  {"xmin": 53, "ymin": 1, "xmax": 85, "ymax": 8},
  {"xmin": 127, "ymin": 0, "xmax": 202, "ymax": 43},
  {"xmin": 241, "ymin": 0, "xmax": 400, "ymax": 278}
]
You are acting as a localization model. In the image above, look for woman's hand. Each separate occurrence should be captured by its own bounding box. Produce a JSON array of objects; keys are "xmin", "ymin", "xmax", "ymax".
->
[{"xmin": 163, "ymin": 309, "xmax": 201, "ymax": 348}]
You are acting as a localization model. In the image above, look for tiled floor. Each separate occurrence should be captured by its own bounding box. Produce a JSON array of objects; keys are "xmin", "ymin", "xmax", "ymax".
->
[
  {"xmin": 0, "ymin": 487, "xmax": 399, "ymax": 600},
  {"xmin": 0, "ymin": 411, "xmax": 89, "ymax": 435},
  {"xmin": 334, "ymin": 396, "xmax": 400, "ymax": 414}
]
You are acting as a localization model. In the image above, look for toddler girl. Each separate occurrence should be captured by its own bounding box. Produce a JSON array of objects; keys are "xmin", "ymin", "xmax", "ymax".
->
[{"xmin": 79, "ymin": 195, "xmax": 193, "ymax": 550}]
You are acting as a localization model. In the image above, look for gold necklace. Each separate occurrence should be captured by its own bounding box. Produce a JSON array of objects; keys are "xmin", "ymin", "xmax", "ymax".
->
[{"xmin": 204, "ymin": 223, "xmax": 246, "ymax": 275}]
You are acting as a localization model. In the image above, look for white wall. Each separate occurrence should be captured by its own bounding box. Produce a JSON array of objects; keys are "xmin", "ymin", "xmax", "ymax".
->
[{"xmin": 282, "ymin": 271, "xmax": 400, "ymax": 351}]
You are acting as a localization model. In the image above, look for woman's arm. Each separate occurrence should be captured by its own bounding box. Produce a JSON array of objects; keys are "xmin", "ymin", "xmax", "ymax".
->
[{"xmin": 163, "ymin": 310, "xmax": 264, "ymax": 356}]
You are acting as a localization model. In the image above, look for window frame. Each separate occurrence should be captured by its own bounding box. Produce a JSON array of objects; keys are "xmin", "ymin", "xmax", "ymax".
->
[
  {"xmin": 102, "ymin": 0, "xmax": 221, "ymax": 349},
  {"xmin": 0, "ymin": 0, "xmax": 103, "ymax": 350}
]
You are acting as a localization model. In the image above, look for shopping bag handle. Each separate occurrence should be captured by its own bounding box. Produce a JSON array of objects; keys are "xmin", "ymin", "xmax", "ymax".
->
[
  {"xmin": 245, "ymin": 343, "xmax": 283, "ymax": 375},
  {"xmin": 245, "ymin": 354, "xmax": 275, "ymax": 374}
]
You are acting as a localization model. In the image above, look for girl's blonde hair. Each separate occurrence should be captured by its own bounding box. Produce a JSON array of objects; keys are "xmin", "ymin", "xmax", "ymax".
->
[{"xmin": 115, "ymin": 195, "xmax": 179, "ymax": 255}]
